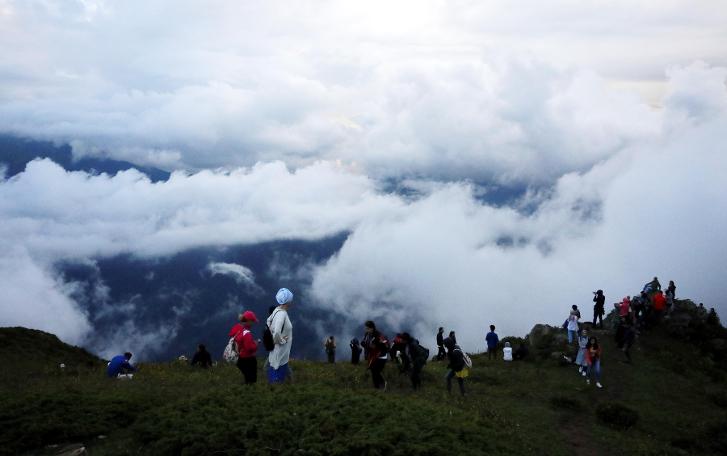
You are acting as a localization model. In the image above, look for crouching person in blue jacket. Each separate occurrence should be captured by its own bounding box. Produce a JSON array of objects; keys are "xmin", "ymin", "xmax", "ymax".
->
[{"xmin": 107, "ymin": 352, "xmax": 136, "ymax": 378}]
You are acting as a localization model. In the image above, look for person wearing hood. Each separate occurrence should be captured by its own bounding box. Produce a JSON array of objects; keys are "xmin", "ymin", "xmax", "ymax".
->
[
  {"xmin": 235, "ymin": 310, "xmax": 259, "ymax": 384},
  {"xmin": 266, "ymin": 288, "xmax": 294, "ymax": 384}
]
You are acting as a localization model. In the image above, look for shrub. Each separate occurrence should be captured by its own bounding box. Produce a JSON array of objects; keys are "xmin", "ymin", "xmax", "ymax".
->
[
  {"xmin": 595, "ymin": 402, "xmax": 639, "ymax": 430},
  {"xmin": 708, "ymin": 391, "xmax": 727, "ymax": 408},
  {"xmin": 549, "ymin": 395, "xmax": 583, "ymax": 411}
]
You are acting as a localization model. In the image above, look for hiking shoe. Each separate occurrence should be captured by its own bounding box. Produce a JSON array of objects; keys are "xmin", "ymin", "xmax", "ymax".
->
[
  {"xmin": 581, "ymin": 370, "xmax": 587, "ymax": 377},
  {"xmin": 596, "ymin": 382, "xmax": 603, "ymax": 388},
  {"xmin": 586, "ymin": 379, "xmax": 590, "ymax": 385}
]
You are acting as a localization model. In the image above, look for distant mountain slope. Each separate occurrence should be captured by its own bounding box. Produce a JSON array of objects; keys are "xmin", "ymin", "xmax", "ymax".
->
[
  {"xmin": 0, "ymin": 327, "xmax": 103, "ymax": 375},
  {"xmin": 0, "ymin": 135, "xmax": 170, "ymax": 181}
]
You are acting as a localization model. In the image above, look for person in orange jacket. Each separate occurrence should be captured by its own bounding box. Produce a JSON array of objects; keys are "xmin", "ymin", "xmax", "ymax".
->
[{"xmin": 235, "ymin": 310, "xmax": 259, "ymax": 384}]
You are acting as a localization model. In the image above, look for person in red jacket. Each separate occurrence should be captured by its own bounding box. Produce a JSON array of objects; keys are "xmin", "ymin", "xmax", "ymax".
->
[
  {"xmin": 651, "ymin": 290, "xmax": 667, "ymax": 325},
  {"xmin": 234, "ymin": 310, "xmax": 259, "ymax": 384}
]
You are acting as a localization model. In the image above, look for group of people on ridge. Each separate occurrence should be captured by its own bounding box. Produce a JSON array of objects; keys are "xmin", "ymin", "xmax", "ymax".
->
[
  {"xmin": 105, "ymin": 276, "xmax": 710, "ymax": 399},
  {"xmin": 564, "ymin": 277, "xmax": 680, "ymax": 389}
]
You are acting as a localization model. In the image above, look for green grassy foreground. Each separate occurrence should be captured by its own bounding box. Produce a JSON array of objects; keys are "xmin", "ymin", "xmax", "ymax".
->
[{"xmin": 1, "ymin": 326, "xmax": 726, "ymax": 455}]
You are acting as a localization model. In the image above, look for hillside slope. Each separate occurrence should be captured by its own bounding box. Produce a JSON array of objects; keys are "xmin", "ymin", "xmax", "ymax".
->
[{"xmin": 1, "ymin": 319, "xmax": 726, "ymax": 455}]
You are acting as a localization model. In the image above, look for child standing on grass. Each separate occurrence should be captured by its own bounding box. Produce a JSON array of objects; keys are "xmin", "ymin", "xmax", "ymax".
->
[
  {"xmin": 574, "ymin": 329, "xmax": 588, "ymax": 376},
  {"xmin": 503, "ymin": 341, "xmax": 513, "ymax": 362},
  {"xmin": 585, "ymin": 336, "xmax": 603, "ymax": 388},
  {"xmin": 235, "ymin": 310, "xmax": 259, "ymax": 384}
]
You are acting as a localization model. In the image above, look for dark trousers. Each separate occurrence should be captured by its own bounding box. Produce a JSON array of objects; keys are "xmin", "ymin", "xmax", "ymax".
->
[
  {"xmin": 370, "ymin": 358, "xmax": 387, "ymax": 389},
  {"xmin": 410, "ymin": 362, "xmax": 424, "ymax": 390},
  {"xmin": 446, "ymin": 370, "xmax": 465, "ymax": 395},
  {"xmin": 327, "ymin": 351, "xmax": 335, "ymax": 363},
  {"xmin": 236, "ymin": 356, "xmax": 257, "ymax": 384},
  {"xmin": 593, "ymin": 312, "xmax": 603, "ymax": 328},
  {"xmin": 437, "ymin": 345, "xmax": 446, "ymax": 360},
  {"xmin": 487, "ymin": 347, "xmax": 497, "ymax": 359}
]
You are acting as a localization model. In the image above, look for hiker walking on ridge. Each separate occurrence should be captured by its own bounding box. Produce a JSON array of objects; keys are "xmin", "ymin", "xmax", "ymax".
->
[
  {"xmin": 592, "ymin": 290, "xmax": 605, "ymax": 329},
  {"xmin": 267, "ymin": 288, "xmax": 294, "ymax": 384},
  {"xmin": 436, "ymin": 327, "xmax": 446, "ymax": 361},
  {"xmin": 621, "ymin": 321, "xmax": 636, "ymax": 364},
  {"xmin": 567, "ymin": 306, "xmax": 580, "ymax": 344},
  {"xmin": 486, "ymin": 325, "xmax": 499, "ymax": 360},
  {"xmin": 444, "ymin": 337, "xmax": 467, "ymax": 396},
  {"xmin": 651, "ymin": 290, "xmax": 667, "ymax": 325},
  {"xmin": 585, "ymin": 336, "xmax": 603, "ymax": 388},
  {"xmin": 618, "ymin": 296, "xmax": 631, "ymax": 320},
  {"xmin": 363, "ymin": 320, "xmax": 389, "ymax": 390},
  {"xmin": 350, "ymin": 338, "xmax": 362, "ymax": 365},
  {"xmin": 402, "ymin": 332, "xmax": 429, "ymax": 390},
  {"xmin": 324, "ymin": 336, "xmax": 336, "ymax": 363},
  {"xmin": 391, "ymin": 333, "xmax": 411, "ymax": 373}
]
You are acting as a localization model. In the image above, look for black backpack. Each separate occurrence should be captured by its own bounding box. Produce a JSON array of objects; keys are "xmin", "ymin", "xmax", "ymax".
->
[{"xmin": 263, "ymin": 310, "xmax": 285, "ymax": 351}]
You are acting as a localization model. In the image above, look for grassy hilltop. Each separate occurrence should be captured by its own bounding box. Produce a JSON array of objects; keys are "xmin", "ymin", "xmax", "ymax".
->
[{"xmin": 1, "ymin": 304, "xmax": 727, "ymax": 456}]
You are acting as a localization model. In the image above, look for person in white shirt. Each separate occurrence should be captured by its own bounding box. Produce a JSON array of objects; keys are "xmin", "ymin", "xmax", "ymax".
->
[
  {"xmin": 503, "ymin": 341, "xmax": 513, "ymax": 362},
  {"xmin": 267, "ymin": 288, "xmax": 294, "ymax": 384}
]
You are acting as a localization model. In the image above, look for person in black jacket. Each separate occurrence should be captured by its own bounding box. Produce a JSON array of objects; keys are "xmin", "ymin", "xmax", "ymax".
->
[
  {"xmin": 593, "ymin": 290, "xmax": 605, "ymax": 329},
  {"xmin": 350, "ymin": 338, "xmax": 362, "ymax": 364},
  {"xmin": 444, "ymin": 337, "xmax": 465, "ymax": 396},
  {"xmin": 191, "ymin": 344, "xmax": 212, "ymax": 368},
  {"xmin": 436, "ymin": 327, "xmax": 446, "ymax": 360},
  {"xmin": 402, "ymin": 333, "xmax": 428, "ymax": 390}
]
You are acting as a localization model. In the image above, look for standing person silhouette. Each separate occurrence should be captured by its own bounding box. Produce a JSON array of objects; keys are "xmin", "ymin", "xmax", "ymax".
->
[
  {"xmin": 593, "ymin": 290, "xmax": 605, "ymax": 328},
  {"xmin": 267, "ymin": 288, "xmax": 294, "ymax": 384}
]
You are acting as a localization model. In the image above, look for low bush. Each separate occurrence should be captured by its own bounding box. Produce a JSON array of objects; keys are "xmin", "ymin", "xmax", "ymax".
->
[
  {"xmin": 549, "ymin": 395, "xmax": 583, "ymax": 411},
  {"xmin": 595, "ymin": 402, "xmax": 639, "ymax": 430}
]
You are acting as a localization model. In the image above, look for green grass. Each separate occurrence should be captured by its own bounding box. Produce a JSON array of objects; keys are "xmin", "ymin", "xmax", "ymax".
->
[{"xmin": 1, "ymin": 326, "xmax": 726, "ymax": 455}]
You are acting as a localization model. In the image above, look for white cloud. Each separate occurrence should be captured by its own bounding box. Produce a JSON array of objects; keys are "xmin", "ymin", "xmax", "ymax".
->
[
  {"xmin": 0, "ymin": 248, "xmax": 91, "ymax": 345},
  {"xmin": 1, "ymin": 0, "xmax": 726, "ymax": 356},
  {"xmin": 206, "ymin": 261, "xmax": 264, "ymax": 296},
  {"xmin": 207, "ymin": 262, "xmax": 256, "ymax": 285},
  {"xmin": 1, "ymin": 1, "xmax": 724, "ymax": 182}
]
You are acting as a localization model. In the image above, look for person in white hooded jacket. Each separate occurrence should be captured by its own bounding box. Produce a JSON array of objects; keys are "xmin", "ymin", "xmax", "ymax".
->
[{"xmin": 267, "ymin": 288, "xmax": 294, "ymax": 384}]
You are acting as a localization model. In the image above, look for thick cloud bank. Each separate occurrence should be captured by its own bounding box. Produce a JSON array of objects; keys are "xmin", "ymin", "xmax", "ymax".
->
[
  {"xmin": 1, "ymin": 63, "xmax": 727, "ymax": 354},
  {"xmin": 2, "ymin": 1, "xmax": 726, "ymax": 183}
]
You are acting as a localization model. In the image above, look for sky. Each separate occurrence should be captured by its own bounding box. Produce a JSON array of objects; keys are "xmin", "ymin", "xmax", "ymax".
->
[{"xmin": 1, "ymin": 0, "xmax": 727, "ymax": 357}]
